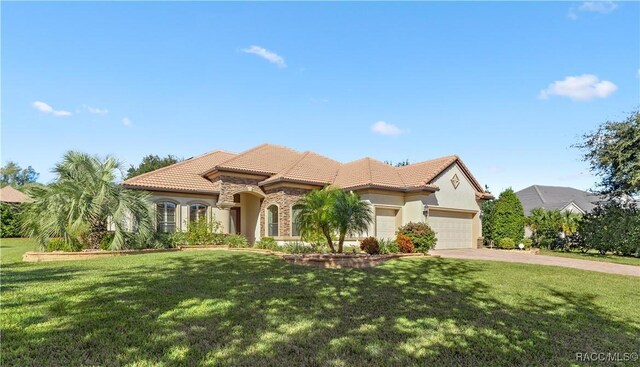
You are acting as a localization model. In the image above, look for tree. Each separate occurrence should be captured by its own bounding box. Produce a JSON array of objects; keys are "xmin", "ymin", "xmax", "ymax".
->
[
  {"xmin": 296, "ymin": 187, "xmax": 338, "ymax": 252},
  {"xmin": 332, "ymin": 190, "xmax": 373, "ymax": 253},
  {"xmin": 21, "ymin": 152, "xmax": 154, "ymax": 250},
  {"xmin": 481, "ymin": 199, "xmax": 497, "ymax": 246},
  {"xmin": 1, "ymin": 161, "xmax": 39, "ymax": 187},
  {"xmin": 492, "ymin": 188, "xmax": 525, "ymax": 243},
  {"xmin": 0, "ymin": 202, "xmax": 22, "ymax": 238},
  {"xmin": 575, "ymin": 110, "xmax": 640, "ymax": 196},
  {"xmin": 385, "ymin": 159, "xmax": 410, "ymax": 167},
  {"xmin": 126, "ymin": 154, "xmax": 182, "ymax": 179}
]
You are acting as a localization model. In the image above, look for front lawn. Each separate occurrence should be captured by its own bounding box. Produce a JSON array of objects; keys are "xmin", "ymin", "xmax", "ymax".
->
[
  {"xmin": 1, "ymin": 238, "xmax": 639, "ymax": 366},
  {"xmin": 539, "ymin": 248, "xmax": 640, "ymax": 266}
]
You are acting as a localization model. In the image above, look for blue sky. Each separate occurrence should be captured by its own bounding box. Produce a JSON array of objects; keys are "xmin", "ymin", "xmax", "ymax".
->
[{"xmin": 2, "ymin": 1, "xmax": 639, "ymax": 193}]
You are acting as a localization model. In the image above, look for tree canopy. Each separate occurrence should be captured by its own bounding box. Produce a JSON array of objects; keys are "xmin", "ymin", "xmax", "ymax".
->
[
  {"xmin": 488, "ymin": 188, "xmax": 525, "ymax": 243},
  {"xmin": 575, "ymin": 110, "xmax": 640, "ymax": 196},
  {"xmin": 126, "ymin": 154, "xmax": 182, "ymax": 179},
  {"xmin": 1, "ymin": 161, "xmax": 39, "ymax": 187}
]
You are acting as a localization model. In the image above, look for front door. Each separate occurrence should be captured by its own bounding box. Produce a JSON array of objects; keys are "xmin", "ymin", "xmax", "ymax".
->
[{"xmin": 229, "ymin": 207, "xmax": 241, "ymax": 234}]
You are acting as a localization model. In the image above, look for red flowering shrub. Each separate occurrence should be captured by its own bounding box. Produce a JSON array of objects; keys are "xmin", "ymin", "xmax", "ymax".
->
[
  {"xmin": 396, "ymin": 234, "xmax": 414, "ymax": 253},
  {"xmin": 359, "ymin": 236, "xmax": 380, "ymax": 255}
]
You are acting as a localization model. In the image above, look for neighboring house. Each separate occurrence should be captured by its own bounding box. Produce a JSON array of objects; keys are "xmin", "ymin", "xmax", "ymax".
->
[
  {"xmin": 0, "ymin": 186, "xmax": 28, "ymax": 204},
  {"xmin": 515, "ymin": 185, "xmax": 601, "ymax": 216},
  {"xmin": 123, "ymin": 144, "xmax": 493, "ymax": 249}
]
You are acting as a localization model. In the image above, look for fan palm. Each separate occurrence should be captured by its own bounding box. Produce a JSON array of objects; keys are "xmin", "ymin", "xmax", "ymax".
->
[
  {"xmin": 21, "ymin": 151, "xmax": 154, "ymax": 250},
  {"xmin": 332, "ymin": 190, "xmax": 373, "ymax": 253}
]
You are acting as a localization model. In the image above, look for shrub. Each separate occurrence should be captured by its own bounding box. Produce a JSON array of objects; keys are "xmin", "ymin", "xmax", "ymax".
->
[
  {"xmin": 359, "ymin": 237, "xmax": 380, "ymax": 255},
  {"xmin": 522, "ymin": 238, "xmax": 533, "ymax": 249},
  {"xmin": 396, "ymin": 234, "xmax": 414, "ymax": 253},
  {"xmin": 224, "ymin": 234, "xmax": 249, "ymax": 248},
  {"xmin": 379, "ymin": 238, "xmax": 400, "ymax": 254},
  {"xmin": 492, "ymin": 188, "xmax": 525, "ymax": 243},
  {"xmin": 396, "ymin": 222, "xmax": 437, "ymax": 252},
  {"xmin": 100, "ymin": 232, "xmax": 115, "ymax": 250},
  {"xmin": 481, "ymin": 200, "xmax": 496, "ymax": 246},
  {"xmin": 184, "ymin": 216, "xmax": 223, "ymax": 246},
  {"xmin": 149, "ymin": 233, "xmax": 176, "ymax": 249},
  {"xmin": 46, "ymin": 238, "xmax": 83, "ymax": 252},
  {"xmin": 281, "ymin": 241, "xmax": 318, "ymax": 254},
  {"xmin": 1, "ymin": 202, "xmax": 22, "ymax": 238},
  {"xmin": 498, "ymin": 238, "xmax": 515, "ymax": 249},
  {"xmin": 254, "ymin": 237, "xmax": 280, "ymax": 251},
  {"xmin": 578, "ymin": 202, "xmax": 640, "ymax": 257}
]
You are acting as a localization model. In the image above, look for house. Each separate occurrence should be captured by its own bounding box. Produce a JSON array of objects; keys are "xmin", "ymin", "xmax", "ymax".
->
[
  {"xmin": 123, "ymin": 144, "xmax": 493, "ymax": 249},
  {"xmin": 0, "ymin": 185, "xmax": 29, "ymax": 204},
  {"xmin": 515, "ymin": 185, "xmax": 601, "ymax": 216}
]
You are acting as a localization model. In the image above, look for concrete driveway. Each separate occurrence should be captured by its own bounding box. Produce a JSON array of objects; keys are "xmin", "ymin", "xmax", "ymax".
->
[{"xmin": 429, "ymin": 248, "xmax": 640, "ymax": 277}]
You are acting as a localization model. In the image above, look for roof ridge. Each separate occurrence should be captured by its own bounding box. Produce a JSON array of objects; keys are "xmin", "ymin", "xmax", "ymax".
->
[
  {"xmin": 124, "ymin": 150, "xmax": 233, "ymax": 184},
  {"xmin": 273, "ymin": 151, "xmax": 310, "ymax": 179},
  {"xmin": 533, "ymin": 185, "xmax": 545, "ymax": 203},
  {"xmin": 399, "ymin": 154, "xmax": 458, "ymax": 169}
]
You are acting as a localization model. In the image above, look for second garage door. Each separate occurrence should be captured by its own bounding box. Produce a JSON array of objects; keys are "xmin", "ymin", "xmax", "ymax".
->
[
  {"xmin": 375, "ymin": 208, "xmax": 398, "ymax": 240},
  {"xmin": 428, "ymin": 210, "xmax": 473, "ymax": 249}
]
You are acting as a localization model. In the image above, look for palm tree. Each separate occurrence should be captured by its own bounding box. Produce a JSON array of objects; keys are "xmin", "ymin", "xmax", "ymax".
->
[
  {"xmin": 296, "ymin": 187, "xmax": 337, "ymax": 252},
  {"xmin": 332, "ymin": 190, "xmax": 373, "ymax": 253},
  {"xmin": 21, "ymin": 151, "xmax": 154, "ymax": 250}
]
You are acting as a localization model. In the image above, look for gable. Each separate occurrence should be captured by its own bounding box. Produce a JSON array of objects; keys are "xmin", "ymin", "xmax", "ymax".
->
[{"xmin": 426, "ymin": 163, "xmax": 481, "ymax": 211}]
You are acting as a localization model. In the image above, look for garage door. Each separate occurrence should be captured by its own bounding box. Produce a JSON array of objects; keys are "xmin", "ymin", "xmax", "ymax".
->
[
  {"xmin": 376, "ymin": 208, "xmax": 398, "ymax": 239},
  {"xmin": 428, "ymin": 210, "xmax": 473, "ymax": 249}
]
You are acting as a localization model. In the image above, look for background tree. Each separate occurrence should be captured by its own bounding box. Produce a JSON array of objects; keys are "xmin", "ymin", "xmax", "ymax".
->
[
  {"xmin": 575, "ymin": 110, "xmax": 640, "ymax": 196},
  {"xmin": 385, "ymin": 159, "xmax": 410, "ymax": 167},
  {"xmin": 0, "ymin": 202, "xmax": 22, "ymax": 238},
  {"xmin": 492, "ymin": 188, "xmax": 525, "ymax": 243},
  {"xmin": 1, "ymin": 161, "xmax": 39, "ymax": 187},
  {"xmin": 481, "ymin": 199, "xmax": 496, "ymax": 246},
  {"xmin": 126, "ymin": 154, "xmax": 182, "ymax": 179},
  {"xmin": 21, "ymin": 152, "xmax": 154, "ymax": 250}
]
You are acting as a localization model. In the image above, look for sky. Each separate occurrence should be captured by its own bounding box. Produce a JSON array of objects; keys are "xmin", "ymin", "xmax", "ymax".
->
[{"xmin": 2, "ymin": 1, "xmax": 639, "ymax": 194}]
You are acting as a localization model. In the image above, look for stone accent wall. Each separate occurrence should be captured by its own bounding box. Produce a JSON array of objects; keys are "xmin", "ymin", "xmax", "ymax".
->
[
  {"xmin": 213, "ymin": 175, "xmax": 265, "ymax": 204},
  {"xmin": 260, "ymin": 187, "xmax": 310, "ymax": 238}
]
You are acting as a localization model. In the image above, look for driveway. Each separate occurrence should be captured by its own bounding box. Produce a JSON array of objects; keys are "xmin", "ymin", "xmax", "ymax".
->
[{"xmin": 429, "ymin": 248, "xmax": 640, "ymax": 277}]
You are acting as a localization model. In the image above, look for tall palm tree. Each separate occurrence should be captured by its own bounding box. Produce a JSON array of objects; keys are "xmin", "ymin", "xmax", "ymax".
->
[
  {"xmin": 296, "ymin": 187, "xmax": 337, "ymax": 252},
  {"xmin": 332, "ymin": 190, "xmax": 373, "ymax": 253},
  {"xmin": 21, "ymin": 151, "xmax": 154, "ymax": 250}
]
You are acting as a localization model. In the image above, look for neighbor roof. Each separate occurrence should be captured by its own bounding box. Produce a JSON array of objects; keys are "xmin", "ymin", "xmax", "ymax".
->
[
  {"xmin": 124, "ymin": 143, "xmax": 490, "ymax": 195},
  {"xmin": 0, "ymin": 185, "xmax": 29, "ymax": 203},
  {"xmin": 123, "ymin": 150, "xmax": 237, "ymax": 193},
  {"xmin": 515, "ymin": 185, "xmax": 601, "ymax": 215}
]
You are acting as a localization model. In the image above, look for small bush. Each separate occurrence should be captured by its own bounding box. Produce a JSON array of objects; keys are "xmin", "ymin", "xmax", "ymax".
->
[
  {"xmin": 224, "ymin": 234, "xmax": 249, "ymax": 248},
  {"xmin": 498, "ymin": 238, "xmax": 515, "ymax": 249},
  {"xmin": 379, "ymin": 238, "xmax": 400, "ymax": 254},
  {"xmin": 46, "ymin": 238, "xmax": 83, "ymax": 252},
  {"xmin": 184, "ymin": 217, "xmax": 223, "ymax": 246},
  {"xmin": 359, "ymin": 237, "xmax": 380, "ymax": 255},
  {"xmin": 100, "ymin": 233, "xmax": 115, "ymax": 250},
  {"xmin": 396, "ymin": 222, "xmax": 437, "ymax": 252},
  {"xmin": 281, "ymin": 241, "xmax": 317, "ymax": 254},
  {"xmin": 522, "ymin": 238, "xmax": 533, "ymax": 249},
  {"xmin": 396, "ymin": 234, "xmax": 414, "ymax": 253},
  {"xmin": 254, "ymin": 237, "xmax": 280, "ymax": 251}
]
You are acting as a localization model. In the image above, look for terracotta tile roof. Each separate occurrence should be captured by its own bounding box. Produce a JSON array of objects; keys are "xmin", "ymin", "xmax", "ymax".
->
[
  {"xmin": 213, "ymin": 144, "xmax": 304, "ymax": 176},
  {"xmin": 397, "ymin": 155, "xmax": 458, "ymax": 187},
  {"xmin": 260, "ymin": 151, "xmax": 341, "ymax": 186},
  {"xmin": 122, "ymin": 150, "xmax": 236, "ymax": 193},
  {"xmin": 332, "ymin": 157, "xmax": 438, "ymax": 191},
  {"xmin": 0, "ymin": 185, "xmax": 29, "ymax": 203}
]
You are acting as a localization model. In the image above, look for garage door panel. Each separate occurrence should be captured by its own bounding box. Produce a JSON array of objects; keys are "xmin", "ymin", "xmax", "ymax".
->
[
  {"xmin": 376, "ymin": 208, "xmax": 397, "ymax": 240},
  {"xmin": 428, "ymin": 210, "xmax": 473, "ymax": 249}
]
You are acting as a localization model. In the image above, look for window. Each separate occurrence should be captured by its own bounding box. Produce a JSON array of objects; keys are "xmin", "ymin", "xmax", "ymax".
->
[
  {"xmin": 291, "ymin": 204, "xmax": 303, "ymax": 237},
  {"xmin": 267, "ymin": 205, "xmax": 278, "ymax": 237},
  {"xmin": 189, "ymin": 204, "xmax": 207, "ymax": 223},
  {"xmin": 156, "ymin": 201, "xmax": 177, "ymax": 232}
]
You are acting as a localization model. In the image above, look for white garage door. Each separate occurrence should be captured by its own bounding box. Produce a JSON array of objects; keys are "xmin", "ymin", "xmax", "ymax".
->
[
  {"xmin": 428, "ymin": 210, "xmax": 473, "ymax": 249},
  {"xmin": 376, "ymin": 208, "xmax": 398, "ymax": 240}
]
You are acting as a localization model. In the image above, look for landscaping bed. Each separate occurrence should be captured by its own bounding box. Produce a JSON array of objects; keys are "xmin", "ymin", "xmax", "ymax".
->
[{"xmin": 281, "ymin": 252, "xmax": 427, "ymax": 268}]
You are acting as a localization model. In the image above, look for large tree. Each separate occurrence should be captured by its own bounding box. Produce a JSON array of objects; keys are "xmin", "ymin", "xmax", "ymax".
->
[
  {"xmin": 126, "ymin": 154, "xmax": 182, "ymax": 179},
  {"xmin": 491, "ymin": 188, "xmax": 525, "ymax": 243},
  {"xmin": 1, "ymin": 161, "xmax": 39, "ymax": 187},
  {"xmin": 575, "ymin": 110, "xmax": 640, "ymax": 196},
  {"xmin": 21, "ymin": 152, "xmax": 154, "ymax": 250}
]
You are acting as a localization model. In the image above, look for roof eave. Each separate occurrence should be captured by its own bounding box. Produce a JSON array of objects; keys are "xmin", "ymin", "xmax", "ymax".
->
[{"xmin": 122, "ymin": 184, "xmax": 220, "ymax": 196}]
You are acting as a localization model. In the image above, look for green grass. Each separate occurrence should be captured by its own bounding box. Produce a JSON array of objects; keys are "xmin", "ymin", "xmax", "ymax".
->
[
  {"xmin": 2, "ymin": 238, "xmax": 639, "ymax": 366},
  {"xmin": 539, "ymin": 248, "xmax": 640, "ymax": 266}
]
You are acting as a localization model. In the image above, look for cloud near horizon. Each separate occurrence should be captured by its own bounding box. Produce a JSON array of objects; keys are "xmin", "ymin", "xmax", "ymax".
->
[
  {"xmin": 122, "ymin": 117, "xmax": 132, "ymax": 127},
  {"xmin": 371, "ymin": 121, "xmax": 403, "ymax": 136},
  {"xmin": 242, "ymin": 45, "xmax": 287, "ymax": 68},
  {"xmin": 538, "ymin": 74, "xmax": 617, "ymax": 101},
  {"xmin": 568, "ymin": 1, "xmax": 618, "ymax": 20},
  {"xmin": 32, "ymin": 101, "xmax": 72, "ymax": 117}
]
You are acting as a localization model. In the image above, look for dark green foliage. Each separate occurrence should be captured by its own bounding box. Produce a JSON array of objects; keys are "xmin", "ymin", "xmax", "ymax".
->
[
  {"xmin": 1, "ymin": 161, "xmax": 39, "ymax": 187},
  {"xmin": 578, "ymin": 203, "xmax": 640, "ymax": 257},
  {"xmin": 481, "ymin": 200, "xmax": 496, "ymax": 245},
  {"xmin": 100, "ymin": 233, "xmax": 115, "ymax": 250},
  {"xmin": 397, "ymin": 222, "xmax": 437, "ymax": 252},
  {"xmin": 46, "ymin": 238, "xmax": 83, "ymax": 252},
  {"xmin": 0, "ymin": 202, "xmax": 22, "ymax": 238},
  {"xmin": 126, "ymin": 154, "xmax": 182, "ymax": 179},
  {"xmin": 385, "ymin": 159, "xmax": 410, "ymax": 167},
  {"xmin": 359, "ymin": 237, "xmax": 380, "ymax": 255},
  {"xmin": 498, "ymin": 238, "xmax": 515, "ymax": 249},
  {"xmin": 378, "ymin": 238, "xmax": 400, "ymax": 254},
  {"xmin": 575, "ymin": 110, "xmax": 640, "ymax": 196},
  {"xmin": 254, "ymin": 237, "xmax": 280, "ymax": 251},
  {"xmin": 527, "ymin": 208, "xmax": 563, "ymax": 249},
  {"xmin": 492, "ymin": 188, "xmax": 525, "ymax": 243}
]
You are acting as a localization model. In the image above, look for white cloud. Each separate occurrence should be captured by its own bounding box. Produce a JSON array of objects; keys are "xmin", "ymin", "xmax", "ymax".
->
[
  {"xmin": 568, "ymin": 1, "xmax": 618, "ymax": 19},
  {"xmin": 371, "ymin": 121, "xmax": 403, "ymax": 136},
  {"xmin": 32, "ymin": 101, "xmax": 72, "ymax": 117},
  {"xmin": 538, "ymin": 74, "xmax": 617, "ymax": 101},
  {"xmin": 122, "ymin": 117, "xmax": 132, "ymax": 127},
  {"xmin": 85, "ymin": 105, "xmax": 109, "ymax": 114},
  {"xmin": 242, "ymin": 45, "xmax": 286, "ymax": 68}
]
